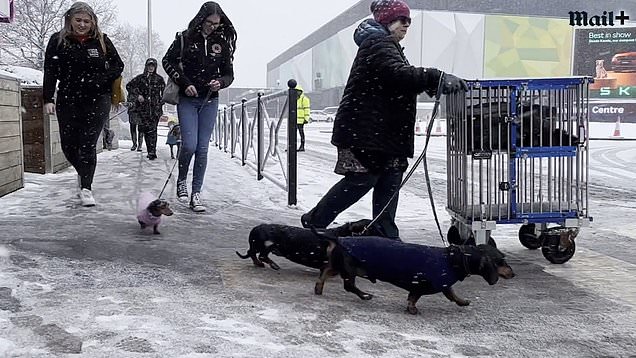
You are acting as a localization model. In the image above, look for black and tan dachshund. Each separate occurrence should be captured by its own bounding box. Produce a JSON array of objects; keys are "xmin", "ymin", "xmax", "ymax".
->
[
  {"xmin": 315, "ymin": 235, "xmax": 515, "ymax": 315},
  {"xmin": 136, "ymin": 192, "xmax": 174, "ymax": 235},
  {"xmin": 458, "ymin": 103, "xmax": 578, "ymax": 153},
  {"xmin": 236, "ymin": 219, "xmax": 385, "ymax": 271}
]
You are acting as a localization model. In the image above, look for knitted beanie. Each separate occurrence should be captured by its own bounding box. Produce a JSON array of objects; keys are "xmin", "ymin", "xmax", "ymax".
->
[{"xmin": 370, "ymin": 0, "xmax": 410, "ymax": 25}]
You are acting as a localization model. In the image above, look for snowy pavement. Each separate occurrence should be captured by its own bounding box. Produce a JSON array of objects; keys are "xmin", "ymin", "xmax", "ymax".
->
[{"xmin": 0, "ymin": 124, "xmax": 635, "ymax": 357}]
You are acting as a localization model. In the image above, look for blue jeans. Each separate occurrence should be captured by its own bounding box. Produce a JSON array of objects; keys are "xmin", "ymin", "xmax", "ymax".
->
[{"xmin": 176, "ymin": 96, "xmax": 219, "ymax": 193}]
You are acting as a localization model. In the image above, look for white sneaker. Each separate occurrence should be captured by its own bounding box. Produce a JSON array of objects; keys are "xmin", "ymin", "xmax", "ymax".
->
[
  {"xmin": 79, "ymin": 188, "xmax": 96, "ymax": 207},
  {"xmin": 176, "ymin": 180, "xmax": 189, "ymax": 203},
  {"xmin": 190, "ymin": 192, "xmax": 206, "ymax": 212}
]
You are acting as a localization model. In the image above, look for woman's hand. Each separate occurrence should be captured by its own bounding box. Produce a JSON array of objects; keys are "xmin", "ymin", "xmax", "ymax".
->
[
  {"xmin": 44, "ymin": 103, "xmax": 56, "ymax": 115},
  {"xmin": 209, "ymin": 80, "xmax": 221, "ymax": 91},
  {"xmin": 185, "ymin": 85, "xmax": 198, "ymax": 97}
]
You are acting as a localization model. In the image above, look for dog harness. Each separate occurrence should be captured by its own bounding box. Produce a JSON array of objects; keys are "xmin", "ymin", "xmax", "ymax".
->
[{"xmin": 337, "ymin": 236, "xmax": 463, "ymax": 294}]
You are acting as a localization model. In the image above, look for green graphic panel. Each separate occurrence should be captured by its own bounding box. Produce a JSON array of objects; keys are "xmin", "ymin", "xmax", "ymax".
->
[{"xmin": 484, "ymin": 16, "xmax": 573, "ymax": 77}]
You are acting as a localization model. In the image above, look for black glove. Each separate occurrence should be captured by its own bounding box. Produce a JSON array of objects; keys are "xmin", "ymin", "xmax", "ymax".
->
[{"xmin": 441, "ymin": 73, "xmax": 468, "ymax": 94}]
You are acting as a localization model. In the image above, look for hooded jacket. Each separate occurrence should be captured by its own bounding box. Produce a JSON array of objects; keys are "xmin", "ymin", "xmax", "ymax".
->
[
  {"xmin": 331, "ymin": 19, "xmax": 442, "ymax": 158},
  {"xmin": 125, "ymin": 58, "xmax": 165, "ymax": 124},
  {"xmin": 296, "ymin": 86, "xmax": 311, "ymax": 124},
  {"xmin": 161, "ymin": 4, "xmax": 234, "ymax": 99},
  {"xmin": 43, "ymin": 32, "xmax": 124, "ymax": 104}
]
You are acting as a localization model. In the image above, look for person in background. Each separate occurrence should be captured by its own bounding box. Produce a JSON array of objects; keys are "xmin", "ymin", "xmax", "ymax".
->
[
  {"xmin": 162, "ymin": 1, "xmax": 236, "ymax": 212},
  {"xmin": 166, "ymin": 116, "xmax": 181, "ymax": 159},
  {"xmin": 300, "ymin": 0, "xmax": 467, "ymax": 238},
  {"xmin": 125, "ymin": 58, "xmax": 165, "ymax": 160},
  {"xmin": 295, "ymin": 84, "xmax": 310, "ymax": 152},
  {"xmin": 127, "ymin": 92, "xmax": 144, "ymax": 152},
  {"xmin": 43, "ymin": 1, "xmax": 124, "ymax": 207}
]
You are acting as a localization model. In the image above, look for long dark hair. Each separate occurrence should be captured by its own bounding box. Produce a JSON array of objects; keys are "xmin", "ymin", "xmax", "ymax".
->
[{"xmin": 185, "ymin": 1, "xmax": 237, "ymax": 60}]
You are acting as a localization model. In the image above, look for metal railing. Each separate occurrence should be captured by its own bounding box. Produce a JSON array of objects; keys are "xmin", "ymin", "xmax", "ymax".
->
[{"xmin": 213, "ymin": 80, "xmax": 299, "ymax": 205}]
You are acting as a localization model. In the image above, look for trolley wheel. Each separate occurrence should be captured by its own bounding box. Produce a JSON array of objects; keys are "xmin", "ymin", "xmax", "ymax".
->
[
  {"xmin": 519, "ymin": 224, "xmax": 542, "ymax": 250},
  {"xmin": 541, "ymin": 231, "xmax": 576, "ymax": 264}
]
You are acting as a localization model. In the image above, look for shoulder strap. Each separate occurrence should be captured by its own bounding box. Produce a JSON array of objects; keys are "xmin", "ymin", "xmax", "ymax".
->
[{"xmin": 177, "ymin": 32, "xmax": 184, "ymax": 66}]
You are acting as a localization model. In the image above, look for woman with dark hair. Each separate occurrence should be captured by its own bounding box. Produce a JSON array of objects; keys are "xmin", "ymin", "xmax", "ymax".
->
[
  {"xmin": 43, "ymin": 1, "xmax": 124, "ymax": 207},
  {"xmin": 162, "ymin": 1, "xmax": 236, "ymax": 212}
]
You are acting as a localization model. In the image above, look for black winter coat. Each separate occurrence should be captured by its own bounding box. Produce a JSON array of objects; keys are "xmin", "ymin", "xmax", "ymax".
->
[
  {"xmin": 162, "ymin": 30, "xmax": 234, "ymax": 99},
  {"xmin": 43, "ymin": 33, "xmax": 124, "ymax": 104},
  {"xmin": 126, "ymin": 61, "xmax": 165, "ymax": 129},
  {"xmin": 331, "ymin": 20, "xmax": 442, "ymax": 158}
]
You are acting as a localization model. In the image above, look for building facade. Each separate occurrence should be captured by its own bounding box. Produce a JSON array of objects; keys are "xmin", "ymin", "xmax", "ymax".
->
[{"xmin": 267, "ymin": 0, "xmax": 636, "ymax": 110}]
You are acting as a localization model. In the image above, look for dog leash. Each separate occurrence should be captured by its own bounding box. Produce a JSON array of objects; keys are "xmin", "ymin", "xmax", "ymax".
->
[
  {"xmin": 157, "ymin": 88, "xmax": 215, "ymax": 199},
  {"xmin": 362, "ymin": 73, "xmax": 447, "ymax": 245},
  {"xmin": 108, "ymin": 103, "xmax": 130, "ymax": 121}
]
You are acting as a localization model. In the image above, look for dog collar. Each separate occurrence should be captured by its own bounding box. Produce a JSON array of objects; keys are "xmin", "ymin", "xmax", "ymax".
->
[{"xmin": 449, "ymin": 245, "xmax": 472, "ymax": 277}]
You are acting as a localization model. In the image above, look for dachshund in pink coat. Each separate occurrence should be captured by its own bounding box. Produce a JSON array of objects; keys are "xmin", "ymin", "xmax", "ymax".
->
[{"xmin": 136, "ymin": 192, "xmax": 173, "ymax": 234}]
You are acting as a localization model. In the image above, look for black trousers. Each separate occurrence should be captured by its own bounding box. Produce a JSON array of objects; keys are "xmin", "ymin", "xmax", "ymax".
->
[
  {"xmin": 56, "ymin": 93, "xmax": 111, "ymax": 190},
  {"xmin": 129, "ymin": 121, "xmax": 143, "ymax": 148},
  {"xmin": 140, "ymin": 119, "xmax": 160, "ymax": 156},
  {"xmin": 304, "ymin": 168, "xmax": 404, "ymax": 238},
  {"xmin": 297, "ymin": 123, "xmax": 305, "ymax": 148}
]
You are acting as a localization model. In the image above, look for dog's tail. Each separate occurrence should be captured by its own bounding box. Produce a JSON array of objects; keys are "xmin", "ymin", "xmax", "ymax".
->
[
  {"xmin": 309, "ymin": 226, "xmax": 340, "ymax": 257},
  {"xmin": 235, "ymin": 251, "xmax": 250, "ymax": 259}
]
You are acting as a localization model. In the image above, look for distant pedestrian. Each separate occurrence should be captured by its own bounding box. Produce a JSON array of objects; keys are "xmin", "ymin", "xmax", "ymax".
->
[
  {"xmin": 43, "ymin": 1, "xmax": 124, "ymax": 207},
  {"xmin": 294, "ymin": 84, "xmax": 310, "ymax": 152},
  {"xmin": 127, "ymin": 92, "xmax": 144, "ymax": 152},
  {"xmin": 162, "ymin": 1, "xmax": 236, "ymax": 212},
  {"xmin": 301, "ymin": 0, "xmax": 467, "ymax": 238},
  {"xmin": 166, "ymin": 117, "xmax": 182, "ymax": 159},
  {"xmin": 125, "ymin": 58, "xmax": 165, "ymax": 160}
]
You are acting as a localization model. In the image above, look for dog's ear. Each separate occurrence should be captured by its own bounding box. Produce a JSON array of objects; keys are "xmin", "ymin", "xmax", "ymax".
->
[
  {"xmin": 447, "ymin": 226, "xmax": 463, "ymax": 245},
  {"xmin": 478, "ymin": 256, "xmax": 499, "ymax": 285}
]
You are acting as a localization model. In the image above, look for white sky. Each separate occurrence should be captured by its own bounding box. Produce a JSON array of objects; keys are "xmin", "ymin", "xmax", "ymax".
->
[{"xmin": 113, "ymin": 0, "xmax": 361, "ymax": 88}]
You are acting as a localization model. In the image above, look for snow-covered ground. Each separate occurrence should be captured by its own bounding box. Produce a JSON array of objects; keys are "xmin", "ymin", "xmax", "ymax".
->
[{"xmin": 0, "ymin": 122, "xmax": 635, "ymax": 357}]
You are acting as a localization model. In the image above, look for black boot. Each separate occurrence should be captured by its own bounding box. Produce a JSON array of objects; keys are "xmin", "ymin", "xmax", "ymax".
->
[
  {"xmin": 137, "ymin": 133, "xmax": 144, "ymax": 152},
  {"xmin": 297, "ymin": 144, "xmax": 305, "ymax": 152}
]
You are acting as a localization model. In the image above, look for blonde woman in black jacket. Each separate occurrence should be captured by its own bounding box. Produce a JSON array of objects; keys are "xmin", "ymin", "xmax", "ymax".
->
[
  {"xmin": 162, "ymin": 1, "xmax": 236, "ymax": 212},
  {"xmin": 43, "ymin": 1, "xmax": 124, "ymax": 207}
]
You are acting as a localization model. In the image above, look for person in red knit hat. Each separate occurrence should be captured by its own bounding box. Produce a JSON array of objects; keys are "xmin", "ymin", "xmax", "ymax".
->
[{"xmin": 301, "ymin": 0, "xmax": 467, "ymax": 238}]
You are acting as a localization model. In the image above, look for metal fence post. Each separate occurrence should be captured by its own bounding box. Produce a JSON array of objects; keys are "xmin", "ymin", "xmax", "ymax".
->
[
  {"xmin": 241, "ymin": 98, "xmax": 247, "ymax": 166},
  {"xmin": 287, "ymin": 79, "xmax": 298, "ymax": 206},
  {"xmin": 230, "ymin": 102, "xmax": 235, "ymax": 158},
  {"xmin": 223, "ymin": 107, "xmax": 228, "ymax": 152},
  {"xmin": 257, "ymin": 92, "xmax": 264, "ymax": 180}
]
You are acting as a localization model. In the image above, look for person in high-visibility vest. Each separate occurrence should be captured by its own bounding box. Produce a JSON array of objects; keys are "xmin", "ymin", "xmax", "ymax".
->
[{"xmin": 296, "ymin": 85, "xmax": 311, "ymax": 152}]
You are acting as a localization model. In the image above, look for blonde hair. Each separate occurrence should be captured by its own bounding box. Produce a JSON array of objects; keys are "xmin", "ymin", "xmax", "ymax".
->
[{"xmin": 57, "ymin": 2, "xmax": 106, "ymax": 53}]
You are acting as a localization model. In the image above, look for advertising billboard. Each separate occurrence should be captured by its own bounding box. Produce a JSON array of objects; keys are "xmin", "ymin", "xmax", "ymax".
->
[
  {"xmin": 484, "ymin": 15, "xmax": 573, "ymax": 77},
  {"xmin": 573, "ymin": 27, "xmax": 636, "ymax": 99}
]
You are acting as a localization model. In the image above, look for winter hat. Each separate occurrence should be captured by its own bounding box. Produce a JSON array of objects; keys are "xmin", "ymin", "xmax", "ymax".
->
[{"xmin": 370, "ymin": 0, "xmax": 410, "ymax": 25}]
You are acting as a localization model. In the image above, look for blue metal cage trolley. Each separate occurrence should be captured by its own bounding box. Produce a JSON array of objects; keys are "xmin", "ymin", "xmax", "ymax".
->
[{"xmin": 445, "ymin": 77, "xmax": 593, "ymax": 264}]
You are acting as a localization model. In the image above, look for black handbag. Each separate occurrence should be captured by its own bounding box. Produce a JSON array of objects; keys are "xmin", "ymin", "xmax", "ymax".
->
[{"xmin": 162, "ymin": 33, "xmax": 184, "ymax": 105}]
